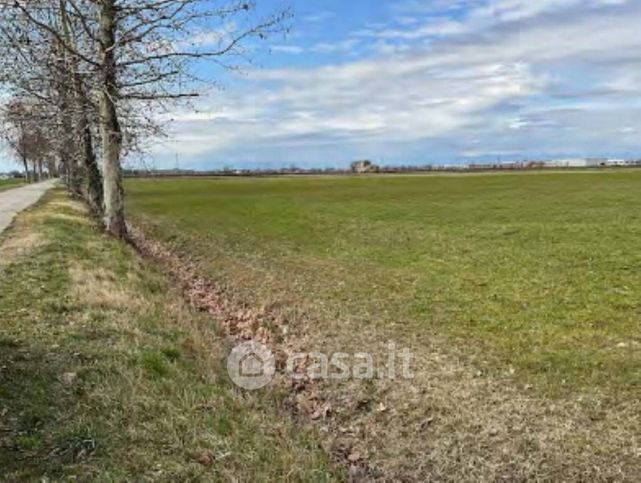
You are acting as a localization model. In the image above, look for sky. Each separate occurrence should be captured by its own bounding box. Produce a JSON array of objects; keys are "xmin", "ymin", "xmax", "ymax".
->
[{"xmin": 2, "ymin": 0, "xmax": 641, "ymax": 172}]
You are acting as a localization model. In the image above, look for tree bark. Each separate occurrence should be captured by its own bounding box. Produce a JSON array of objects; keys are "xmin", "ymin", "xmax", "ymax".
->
[
  {"xmin": 78, "ymin": 93, "xmax": 103, "ymax": 217},
  {"xmin": 54, "ymin": 40, "xmax": 81, "ymax": 195},
  {"xmin": 60, "ymin": 0, "xmax": 104, "ymax": 216},
  {"xmin": 20, "ymin": 156, "xmax": 30, "ymax": 183},
  {"xmin": 17, "ymin": 120, "xmax": 30, "ymax": 183},
  {"xmin": 98, "ymin": 0, "xmax": 126, "ymax": 237},
  {"xmin": 73, "ymin": 73, "xmax": 103, "ymax": 215}
]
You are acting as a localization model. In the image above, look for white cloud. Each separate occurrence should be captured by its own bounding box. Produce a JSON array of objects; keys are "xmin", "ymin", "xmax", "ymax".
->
[
  {"xmin": 309, "ymin": 39, "xmax": 360, "ymax": 55},
  {"xmin": 165, "ymin": 57, "xmax": 541, "ymax": 160},
  {"xmin": 370, "ymin": 0, "xmax": 632, "ymax": 41},
  {"xmin": 272, "ymin": 45, "xmax": 305, "ymax": 54},
  {"xmin": 179, "ymin": 21, "xmax": 240, "ymax": 49},
  {"xmin": 155, "ymin": 1, "xmax": 641, "ymax": 167},
  {"xmin": 301, "ymin": 11, "xmax": 335, "ymax": 23}
]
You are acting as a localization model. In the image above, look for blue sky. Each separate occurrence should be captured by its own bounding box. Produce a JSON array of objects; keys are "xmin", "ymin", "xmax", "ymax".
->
[{"xmin": 2, "ymin": 0, "xmax": 641, "ymax": 172}]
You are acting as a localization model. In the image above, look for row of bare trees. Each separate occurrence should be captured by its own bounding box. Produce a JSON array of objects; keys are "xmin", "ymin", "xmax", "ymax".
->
[
  {"xmin": 2, "ymin": 99, "xmax": 57, "ymax": 182},
  {"xmin": 0, "ymin": 0, "xmax": 287, "ymax": 237}
]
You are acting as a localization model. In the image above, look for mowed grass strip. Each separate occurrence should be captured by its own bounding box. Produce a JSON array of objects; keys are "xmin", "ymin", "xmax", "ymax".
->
[
  {"xmin": 126, "ymin": 171, "xmax": 641, "ymax": 396},
  {"xmin": 0, "ymin": 178, "xmax": 25, "ymax": 193},
  {"xmin": 0, "ymin": 190, "xmax": 339, "ymax": 481}
]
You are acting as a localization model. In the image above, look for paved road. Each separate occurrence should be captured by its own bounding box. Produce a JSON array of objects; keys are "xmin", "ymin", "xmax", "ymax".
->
[{"xmin": 0, "ymin": 179, "xmax": 57, "ymax": 234}]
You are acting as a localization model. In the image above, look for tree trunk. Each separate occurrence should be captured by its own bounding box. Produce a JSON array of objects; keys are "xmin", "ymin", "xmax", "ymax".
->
[
  {"xmin": 29, "ymin": 161, "xmax": 37, "ymax": 182},
  {"xmin": 52, "ymin": 7, "xmax": 81, "ymax": 196},
  {"xmin": 60, "ymin": 0, "xmax": 103, "ymax": 216},
  {"xmin": 18, "ymin": 121, "xmax": 31, "ymax": 183},
  {"xmin": 98, "ymin": 0, "xmax": 126, "ymax": 237},
  {"xmin": 80, "ymin": 107, "xmax": 103, "ymax": 217},
  {"xmin": 21, "ymin": 155, "xmax": 30, "ymax": 183},
  {"xmin": 46, "ymin": 157, "xmax": 58, "ymax": 178},
  {"xmin": 73, "ymin": 72, "xmax": 103, "ymax": 216},
  {"xmin": 56, "ymin": 62, "xmax": 80, "ymax": 194}
]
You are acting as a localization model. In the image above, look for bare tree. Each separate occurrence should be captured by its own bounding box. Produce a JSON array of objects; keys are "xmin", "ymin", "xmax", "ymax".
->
[
  {"xmin": 59, "ymin": 0, "xmax": 104, "ymax": 214},
  {"xmin": 0, "ymin": 0, "xmax": 289, "ymax": 237},
  {"xmin": 95, "ymin": 0, "xmax": 289, "ymax": 236},
  {"xmin": 0, "ymin": 2, "xmax": 81, "ymax": 188},
  {"xmin": 1, "ymin": 98, "xmax": 56, "ymax": 181},
  {"xmin": 1, "ymin": 101, "xmax": 32, "ymax": 182}
]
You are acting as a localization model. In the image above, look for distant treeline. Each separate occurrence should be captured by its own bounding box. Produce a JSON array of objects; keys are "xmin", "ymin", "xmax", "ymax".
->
[{"xmin": 123, "ymin": 160, "xmax": 641, "ymax": 178}]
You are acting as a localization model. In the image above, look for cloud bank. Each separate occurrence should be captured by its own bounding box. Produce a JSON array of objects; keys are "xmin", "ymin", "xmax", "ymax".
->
[{"xmin": 146, "ymin": 0, "xmax": 641, "ymax": 170}]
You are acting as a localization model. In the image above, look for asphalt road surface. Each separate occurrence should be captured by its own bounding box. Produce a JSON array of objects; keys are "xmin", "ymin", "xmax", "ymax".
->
[{"xmin": 0, "ymin": 179, "xmax": 57, "ymax": 234}]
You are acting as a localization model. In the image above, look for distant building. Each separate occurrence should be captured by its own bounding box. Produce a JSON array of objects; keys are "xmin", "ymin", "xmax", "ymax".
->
[
  {"xmin": 350, "ymin": 160, "xmax": 379, "ymax": 173},
  {"xmin": 563, "ymin": 159, "xmax": 589, "ymax": 168},
  {"xmin": 545, "ymin": 158, "xmax": 601, "ymax": 168},
  {"xmin": 606, "ymin": 159, "xmax": 629, "ymax": 167},
  {"xmin": 0, "ymin": 174, "xmax": 8, "ymax": 180}
]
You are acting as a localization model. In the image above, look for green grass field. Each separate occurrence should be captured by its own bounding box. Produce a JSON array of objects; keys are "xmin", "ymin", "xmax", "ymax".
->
[
  {"xmin": 0, "ymin": 178, "xmax": 24, "ymax": 192},
  {"xmin": 126, "ymin": 171, "xmax": 641, "ymax": 479},
  {"xmin": 127, "ymin": 171, "xmax": 641, "ymax": 395}
]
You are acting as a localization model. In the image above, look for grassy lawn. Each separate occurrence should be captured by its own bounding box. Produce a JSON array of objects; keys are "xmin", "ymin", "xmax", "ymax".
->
[
  {"xmin": 0, "ymin": 178, "xmax": 25, "ymax": 192},
  {"xmin": 0, "ymin": 190, "xmax": 338, "ymax": 481},
  {"xmin": 126, "ymin": 171, "xmax": 641, "ymax": 396}
]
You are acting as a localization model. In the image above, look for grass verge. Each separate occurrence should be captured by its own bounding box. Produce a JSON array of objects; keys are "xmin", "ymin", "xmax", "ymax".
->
[
  {"xmin": 0, "ymin": 190, "xmax": 339, "ymax": 481},
  {"xmin": 0, "ymin": 179, "xmax": 25, "ymax": 193}
]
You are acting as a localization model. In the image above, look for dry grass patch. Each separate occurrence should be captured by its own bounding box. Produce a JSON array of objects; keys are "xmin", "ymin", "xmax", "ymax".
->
[
  {"xmin": 0, "ymin": 210, "xmax": 45, "ymax": 271},
  {"xmin": 69, "ymin": 264, "xmax": 148, "ymax": 312},
  {"xmin": 44, "ymin": 212, "xmax": 92, "ymax": 225},
  {"xmin": 304, "ymin": 324, "xmax": 641, "ymax": 480},
  {"xmin": 47, "ymin": 200, "xmax": 89, "ymax": 213},
  {"xmin": 0, "ymin": 231, "xmax": 42, "ymax": 265}
]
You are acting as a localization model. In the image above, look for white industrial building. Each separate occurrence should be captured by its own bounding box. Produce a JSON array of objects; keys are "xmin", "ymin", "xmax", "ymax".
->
[
  {"xmin": 545, "ymin": 158, "xmax": 602, "ymax": 168},
  {"xmin": 606, "ymin": 159, "xmax": 629, "ymax": 166}
]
